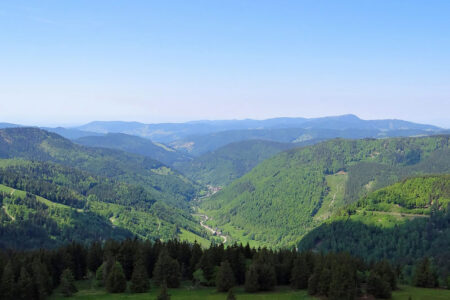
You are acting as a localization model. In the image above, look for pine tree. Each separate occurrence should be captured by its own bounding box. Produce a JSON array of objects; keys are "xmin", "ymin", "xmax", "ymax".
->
[
  {"xmin": 290, "ymin": 256, "xmax": 309, "ymax": 289},
  {"xmin": 60, "ymin": 268, "xmax": 78, "ymax": 297},
  {"xmin": 105, "ymin": 262, "xmax": 127, "ymax": 293},
  {"xmin": 87, "ymin": 241, "xmax": 103, "ymax": 274},
  {"xmin": 153, "ymin": 249, "xmax": 181, "ymax": 288},
  {"xmin": 157, "ymin": 281, "xmax": 171, "ymax": 300},
  {"xmin": 227, "ymin": 288, "xmax": 237, "ymax": 300},
  {"xmin": 0, "ymin": 260, "xmax": 17, "ymax": 300},
  {"xmin": 367, "ymin": 271, "xmax": 391, "ymax": 299},
  {"xmin": 413, "ymin": 257, "xmax": 438, "ymax": 288},
  {"xmin": 244, "ymin": 264, "xmax": 259, "ymax": 293},
  {"xmin": 32, "ymin": 259, "xmax": 52, "ymax": 300},
  {"xmin": 130, "ymin": 258, "xmax": 150, "ymax": 293},
  {"xmin": 17, "ymin": 267, "xmax": 34, "ymax": 300},
  {"xmin": 216, "ymin": 260, "xmax": 236, "ymax": 292}
]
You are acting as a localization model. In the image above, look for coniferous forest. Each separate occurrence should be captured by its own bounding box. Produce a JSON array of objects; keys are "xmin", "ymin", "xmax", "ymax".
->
[{"xmin": 0, "ymin": 238, "xmax": 406, "ymax": 299}]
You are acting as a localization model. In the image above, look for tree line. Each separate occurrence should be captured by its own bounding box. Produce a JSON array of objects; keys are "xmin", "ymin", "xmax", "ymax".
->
[{"xmin": 0, "ymin": 238, "xmax": 441, "ymax": 300}]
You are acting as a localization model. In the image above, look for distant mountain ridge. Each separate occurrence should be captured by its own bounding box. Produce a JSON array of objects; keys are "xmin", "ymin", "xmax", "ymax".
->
[{"xmin": 74, "ymin": 115, "xmax": 442, "ymax": 143}]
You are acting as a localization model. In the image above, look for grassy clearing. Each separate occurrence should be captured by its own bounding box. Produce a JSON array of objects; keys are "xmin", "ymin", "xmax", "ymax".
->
[
  {"xmin": 48, "ymin": 282, "xmax": 450, "ymax": 300},
  {"xmin": 315, "ymin": 173, "xmax": 348, "ymax": 220},
  {"xmin": 178, "ymin": 228, "xmax": 211, "ymax": 248},
  {"xmin": 49, "ymin": 281, "xmax": 314, "ymax": 300},
  {"xmin": 0, "ymin": 183, "xmax": 70, "ymax": 210},
  {"xmin": 392, "ymin": 285, "xmax": 450, "ymax": 300}
]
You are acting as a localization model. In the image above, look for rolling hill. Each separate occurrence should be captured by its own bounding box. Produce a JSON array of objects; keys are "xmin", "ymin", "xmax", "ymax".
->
[
  {"xmin": 75, "ymin": 133, "xmax": 191, "ymax": 166},
  {"xmin": 298, "ymin": 175, "xmax": 450, "ymax": 278},
  {"xmin": 200, "ymin": 135, "xmax": 450, "ymax": 247},
  {"xmin": 0, "ymin": 127, "xmax": 198, "ymax": 209},
  {"xmin": 0, "ymin": 159, "xmax": 207, "ymax": 249}
]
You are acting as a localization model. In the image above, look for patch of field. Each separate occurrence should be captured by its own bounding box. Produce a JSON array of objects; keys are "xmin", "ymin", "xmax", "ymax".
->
[
  {"xmin": 392, "ymin": 285, "xmax": 450, "ymax": 300},
  {"xmin": 315, "ymin": 173, "xmax": 348, "ymax": 220},
  {"xmin": 49, "ymin": 282, "xmax": 314, "ymax": 300},
  {"xmin": 48, "ymin": 282, "xmax": 450, "ymax": 300},
  {"xmin": 0, "ymin": 184, "xmax": 70, "ymax": 210},
  {"xmin": 178, "ymin": 228, "xmax": 211, "ymax": 248}
]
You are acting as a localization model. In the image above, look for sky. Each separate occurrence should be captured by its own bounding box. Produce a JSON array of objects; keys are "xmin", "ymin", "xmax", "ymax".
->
[{"xmin": 0, "ymin": 0, "xmax": 449, "ymax": 127}]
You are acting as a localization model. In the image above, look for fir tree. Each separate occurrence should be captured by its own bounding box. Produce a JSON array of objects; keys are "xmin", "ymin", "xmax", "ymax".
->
[
  {"xmin": 31, "ymin": 259, "xmax": 52, "ymax": 300},
  {"xmin": 0, "ymin": 260, "xmax": 17, "ymax": 300},
  {"xmin": 60, "ymin": 268, "xmax": 78, "ymax": 297},
  {"xmin": 105, "ymin": 262, "xmax": 127, "ymax": 293},
  {"xmin": 367, "ymin": 271, "xmax": 391, "ymax": 299},
  {"xmin": 244, "ymin": 264, "xmax": 259, "ymax": 293},
  {"xmin": 216, "ymin": 260, "xmax": 236, "ymax": 292},
  {"xmin": 157, "ymin": 281, "xmax": 171, "ymax": 300},
  {"xmin": 290, "ymin": 256, "xmax": 309, "ymax": 289},
  {"xmin": 130, "ymin": 258, "xmax": 150, "ymax": 293},
  {"xmin": 17, "ymin": 267, "xmax": 33, "ymax": 300},
  {"xmin": 87, "ymin": 241, "xmax": 103, "ymax": 274},
  {"xmin": 413, "ymin": 257, "xmax": 438, "ymax": 288},
  {"xmin": 227, "ymin": 288, "xmax": 237, "ymax": 300},
  {"xmin": 153, "ymin": 249, "xmax": 181, "ymax": 288}
]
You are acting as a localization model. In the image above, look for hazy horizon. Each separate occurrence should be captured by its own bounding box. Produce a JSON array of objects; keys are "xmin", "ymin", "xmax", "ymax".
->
[{"xmin": 1, "ymin": 1, "xmax": 449, "ymax": 127}]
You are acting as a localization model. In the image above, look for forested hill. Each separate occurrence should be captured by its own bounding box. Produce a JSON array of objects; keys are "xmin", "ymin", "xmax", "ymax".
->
[
  {"xmin": 174, "ymin": 140, "xmax": 297, "ymax": 186},
  {"xmin": 299, "ymin": 175, "xmax": 450, "ymax": 279},
  {"xmin": 0, "ymin": 160, "xmax": 207, "ymax": 249},
  {"xmin": 201, "ymin": 135, "xmax": 450, "ymax": 247},
  {"xmin": 75, "ymin": 132, "xmax": 191, "ymax": 166},
  {"xmin": 0, "ymin": 127, "xmax": 198, "ymax": 208}
]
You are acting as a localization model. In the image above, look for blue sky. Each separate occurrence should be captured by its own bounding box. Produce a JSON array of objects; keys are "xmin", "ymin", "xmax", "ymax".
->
[{"xmin": 0, "ymin": 1, "xmax": 449, "ymax": 127}]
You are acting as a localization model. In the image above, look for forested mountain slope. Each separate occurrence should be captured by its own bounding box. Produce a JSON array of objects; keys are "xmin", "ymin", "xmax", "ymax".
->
[
  {"xmin": 174, "ymin": 140, "xmax": 296, "ymax": 186},
  {"xmin": 0, "ymin": 160, "xmax": 207, "ymax": 249},
  {"xmin": 299, "ymin": 175, "xmax": 450, "ymax": 279},
  {"xmin": 201, "ymin": 135, "xmax": 450, "ymax": 247},
  {"xmin": 75, "ymin": 133, "xmax": 191, "ymax": 166},
  {"xmin": 0, "ymin": 127, "xmax": 198, "ymax": 209}
]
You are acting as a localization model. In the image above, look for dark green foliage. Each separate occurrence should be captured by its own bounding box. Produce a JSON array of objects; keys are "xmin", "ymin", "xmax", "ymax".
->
[
  {"xmin": 105, "ymin": 262, "xmax": 127, "ymax": 293},
  {"xmin": 17, "ymin": 266, "xmax": 33, "ymax": 300},
  {"xmin": 244, "ymin": 264, "xmax": 259, "ymax": 293},
  {"xmin": 157, "ymin": 281, "xmax": 170, "ymax": 300},
  {"xmin": 413, "ymin": 257, "xmax": 438, "ymax": 288},
  {"xmin": 32, "ymin": 259, "xmax": 52, "ymax": 299},
  {"xmin": 130, "ymin": 258, "xmax": 150, "ymax": 293},
  {"xmin": 60, "ymin": 268, "xmax": 77, "ymax": 297},
  {"xmin": 367, "ymin": 271, "xmax": 391, "ymax": 298},
  {"xmin": 87, "ymin": 242, "xmax": 103, "ymax": 274},
  {"xmin": 244, "ymin": 250, "xmax": 276, "ymax": 292},
  {"xmin": 0, "ymin": 238, "xmax": 404, "ymax": 298},
  {"xmin": 153, "ymin": 249, "xmax": 181, "ymax": 288},
  {"xmin": 0, "ymin": 260, "xmax": 17, "ymax": 300},
  {"xmin": 290, "ymin": 255, "xmax": 310, "ymax": 289},
  {"xmin": 216, "ymin": 260, "xmax": 235, "ymax": 292},
  {"xmin": 227, "ymin": 288, "xmax": 236, "ymax": 300}
]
